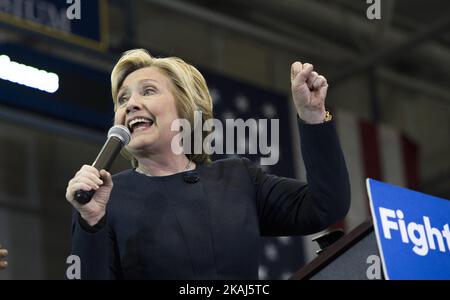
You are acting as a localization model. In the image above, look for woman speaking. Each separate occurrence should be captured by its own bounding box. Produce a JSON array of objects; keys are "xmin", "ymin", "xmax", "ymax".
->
[{"xmin": 66, "ymin": 49, "xmax": 350, "ymax": 279}]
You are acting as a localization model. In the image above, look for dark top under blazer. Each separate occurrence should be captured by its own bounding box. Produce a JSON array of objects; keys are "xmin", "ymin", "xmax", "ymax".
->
[{"xmin": 71, "ymin": 120, "xmax": 350, "ymax": 279}]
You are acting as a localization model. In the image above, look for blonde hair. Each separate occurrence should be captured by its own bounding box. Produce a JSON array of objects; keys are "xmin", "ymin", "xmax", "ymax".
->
[{"xmin": 111, "ymin": 49, "xmax": 213, "ymax": 167}]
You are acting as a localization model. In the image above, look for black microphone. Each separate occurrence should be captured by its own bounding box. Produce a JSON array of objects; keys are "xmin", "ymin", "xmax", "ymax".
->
[{"xmin": 74, "ymin": 125, "xmax": 131, "ymax": 205}]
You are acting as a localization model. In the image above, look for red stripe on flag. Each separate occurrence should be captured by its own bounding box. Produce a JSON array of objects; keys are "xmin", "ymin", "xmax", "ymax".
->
[
  {"xmin": 359, "ymin": 120, "xmax": 383, "ymax": 181},
  {"xmin": 359, "ymin": 120, "xmax": 382, "ymax": 218},
  {"xmin": 401, "ymin": 135, "xmax": 419, "ymax": 190}
]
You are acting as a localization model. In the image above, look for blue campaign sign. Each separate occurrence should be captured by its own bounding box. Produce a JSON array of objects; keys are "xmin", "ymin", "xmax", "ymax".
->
[{"xmin": 367, "ymin": 179, "xmax": 450, "ymax": 279}]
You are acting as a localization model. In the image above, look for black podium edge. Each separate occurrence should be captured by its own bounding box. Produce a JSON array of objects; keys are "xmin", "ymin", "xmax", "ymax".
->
[{"xmin": 290, "ymin": 219, "xmax": 374, "ymax": 280}]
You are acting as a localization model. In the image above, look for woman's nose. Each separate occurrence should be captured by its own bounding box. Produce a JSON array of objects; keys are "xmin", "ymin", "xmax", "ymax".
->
[{"xmin": 125, "ymin": 95, "xmax": 142, "ymax": 114}]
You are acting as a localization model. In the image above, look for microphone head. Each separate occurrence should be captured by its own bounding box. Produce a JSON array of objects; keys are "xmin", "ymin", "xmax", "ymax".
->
[{"xmin": 108, "ymin": 125, "xmax": 131, "ymax": 145}]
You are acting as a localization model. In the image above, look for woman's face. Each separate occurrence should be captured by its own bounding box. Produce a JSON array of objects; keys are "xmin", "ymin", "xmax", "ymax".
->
[{"xmin": 114, "ymin": 66, "xmax": 180, "ymax": 157}]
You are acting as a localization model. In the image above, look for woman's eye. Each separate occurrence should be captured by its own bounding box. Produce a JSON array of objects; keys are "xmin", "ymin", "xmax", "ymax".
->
[
  {"xmin": 118, "ymin": 96, "xmax": 128, "ymax": 105},
  {"xmin": 143, "ymin": 88, "xmax": 155, "ymax": 96}
]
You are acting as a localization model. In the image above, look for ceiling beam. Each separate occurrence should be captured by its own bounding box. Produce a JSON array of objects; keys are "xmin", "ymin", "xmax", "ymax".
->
[
  {"xmin": 144, "ymin": 0, "xmax": 356, "ymax": 62},
  {"xmin": 330, "ymin": 16, "xmax": 450, "ymax": 83}
]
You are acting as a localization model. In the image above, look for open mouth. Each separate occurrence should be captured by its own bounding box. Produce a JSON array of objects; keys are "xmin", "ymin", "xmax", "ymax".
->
[{"xmin": 127, "ymin": 117, "xmax": 154, "ymax": 134}]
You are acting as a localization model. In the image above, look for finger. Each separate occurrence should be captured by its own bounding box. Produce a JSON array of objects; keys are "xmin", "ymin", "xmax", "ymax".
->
[
  {"xmin": 99, "ymin": 170, "xmax": 113, "ymax": 188},
  {"xmin": 67, "ymin": 182, "xmax": 98, "ymax": 201},
  {"xmin": 74, "ymin": 177, "xmax": 100, "ymax": 190},
  {"xmin": 290, "ymin": 61, "xmax": 303, "ymax": 81},
  {"xmin": 318, "ymin": 82, "xmax": 329, "ymax": 101},
  {"xmin": 71, "ymin": 177, "xmax": 99, "ymax": 191},
  {"xmin": 297, "ymin": 63, "xmax": 314, "ymax": 84},
  {"xmin": 67, "ymin": 182, "xmax": 97, "ymax": 197},
  {"xmin": 76, "ymin": 169, "xmax": 102, "ymax": 184},
  {"xmin": 67, "ymin": 170, "xmax": 102, "ymax": 200},
  {"xmin": 0, "ymin": 249, "xmax": 7, "ymax": 258},
  {"xmin": 307, "ymin": 71, "xmax": 319, "ymax": 89},
  {"xmin": 313, "ymin": 75, "xmax": 327, "ymax": 90},
  {"xmin": 0, "ymin": 260, "xmax": 7, "ymax": 269},
  {"xmin": 77, "ymin": 165, "xmax": 100, "ymax": 177},
  {"xmin": 76, "ymin": 171, "xmax": 103, "ymax": 186},
  {"xmin": 67, "ymin": 183, "xmax": 97, "ymax": 204}
]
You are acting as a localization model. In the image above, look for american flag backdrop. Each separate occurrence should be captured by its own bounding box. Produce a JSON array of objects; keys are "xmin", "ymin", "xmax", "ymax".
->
[
  {"xmin": 202, "ymin": 69, "xmax": 306, "ymax": 280},
  {"xmin": 202, "ymin": 70, "xmax": 419, "ymax": 279}
]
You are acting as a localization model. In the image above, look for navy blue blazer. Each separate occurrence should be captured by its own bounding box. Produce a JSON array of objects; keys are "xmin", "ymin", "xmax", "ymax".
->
[{"xmin": 71, "ymin": 120, "xmax": 350, "ymax": 279}]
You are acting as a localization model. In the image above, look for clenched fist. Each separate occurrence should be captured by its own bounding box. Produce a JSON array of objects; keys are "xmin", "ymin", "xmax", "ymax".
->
[
  {"xmin": 65, "ymin": 165, "xmax": 113, "ymax": 226},
  {"xmin": 291, "ymin": 62, "xmax": 328, "ymax": 124},
  {"xmin": 0, "ymin": 245, "xmax": 7, "ymax": 270}
]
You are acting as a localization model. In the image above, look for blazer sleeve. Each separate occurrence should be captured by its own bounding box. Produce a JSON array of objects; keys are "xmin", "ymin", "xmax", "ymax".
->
[
  {"xmin": 70, "ymin": 211, "xmax": 122, "ymax": 279},
  {"xmin": 242, "ymin": 119, "xmax": 351, "ymax": 236}
]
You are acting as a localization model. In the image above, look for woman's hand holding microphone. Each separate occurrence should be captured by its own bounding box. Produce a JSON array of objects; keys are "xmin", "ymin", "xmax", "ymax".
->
[
  {"xmin": 65, "ymin": 125, "xmax": 130, "ymax": 226},
  {"xmin": 65, "ymin": 165, "xmax": 113, "ymax": 226}
]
